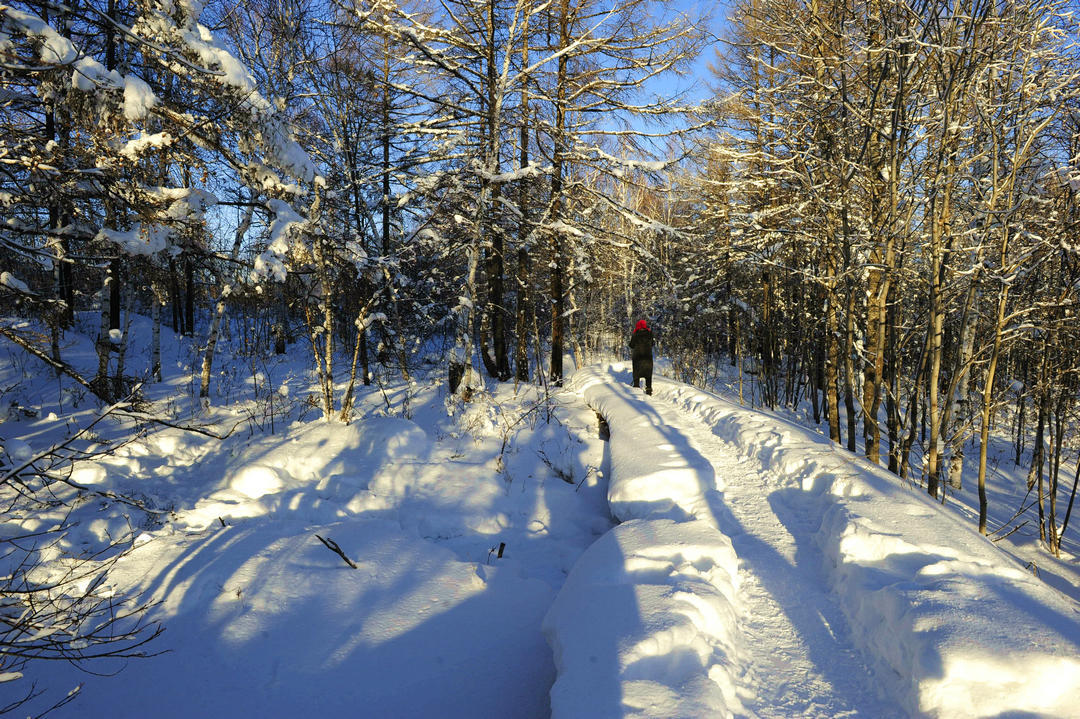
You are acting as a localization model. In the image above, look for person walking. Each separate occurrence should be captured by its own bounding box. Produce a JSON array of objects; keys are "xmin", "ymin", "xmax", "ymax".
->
[{"xmin": 629, "ymin": 319, "xmax": 654, "ymax": 395}]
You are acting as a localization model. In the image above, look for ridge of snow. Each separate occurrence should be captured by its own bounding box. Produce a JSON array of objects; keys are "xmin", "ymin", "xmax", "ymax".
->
[
  {"xmin": 544, "ymin": 365, "xmax": 743, "ymax": 718},
  {"xmin": 1, "ymin": 271, "xmax": 30, "ymax": 294},
  {"xmin": 662, "ymin": 383, "xmax": 1080, "ymax": 718}
]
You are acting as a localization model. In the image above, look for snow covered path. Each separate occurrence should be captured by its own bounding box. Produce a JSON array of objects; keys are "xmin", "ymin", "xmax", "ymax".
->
[
  {"xmin": 548, "ymin": 364, "xmax": 1080, "ymax": 719},
  {"xmin": 666, "ymin": 395, "xmax": 900, "ymax": 718},
  {"xmin": 547, "ymin": 364, "xmax": 894, "ymax": 718}
]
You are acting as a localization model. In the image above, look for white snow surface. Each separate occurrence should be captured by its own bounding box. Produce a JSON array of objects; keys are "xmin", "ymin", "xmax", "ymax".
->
[
  {"xmin": 549, "ymin": 364, "xmax": 1080, "ymax": 719},
  {"xmin": 122, "ymin": 74, "xmax": 157, "ymax": 120},
  {"xmin": 0, "ymin": 271, "xmax": 29, "ymax": 293},
  {"xmin": 4, "ymin": 321, "xmax": 1080, "ymax": 719},
  {"xmin": 2, "ymin": 316, "xmax": 612, "ymax": 718},
  {"xmin": 121, "ymin": 131, "xmax": 173, "ymax": 160},
  {"xmin": 544, "ymin": 518, "xmax": 741, "ymax": 718},
  {"xmin": 95, "ymin": 224, "xmax": 169, "ymax": 256}
]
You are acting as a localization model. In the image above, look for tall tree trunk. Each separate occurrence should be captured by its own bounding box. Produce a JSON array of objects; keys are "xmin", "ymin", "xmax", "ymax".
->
[
  {"xmin": 825, "ymin": 284, "xmax": 842, "ymax": 443},
  {"xmin": 865, "ymin": 25, "xmax": 907, "ymax": 467},
  {"xmin": 977, "ymin": 232, "xmax": 1012, "ymax": 533},
  {"xmin": 151, "ymin": 293, "xmax": 162, "ymax": 382},
  {"xmin": 926, "ymin": 175, "xmax": 953, "ymax": 499},
  {"xmin": 863, "ymin": 259, "xmax": 886, "ymax": 463},
  {"xmin": 568, "ymin": 250, "xmax": 585, "ymax": 370},
  {"xmin": 43, "ymin": 3, "xmax": 75, "ymax": 330},
  {"xmin": 113, "ymin": 280, "xmax": 134, "ymax": 399},
  {"xmin": 944, "ymin": 266, "xmax": 981, "ymax": 491},
  {"xmin": 760, "ymin": 269, "xmax": 775, "ymax": 408},
  {"xmin": 109, "ymin": 258, "xmax": 122, "ymax": 333},
  {"xmin": 449, "ymin": 245, "xmax": 481, "ymax": 398},
  {"xmin": 1014, "ymin": 371, "xmax": 1027, "ymax": 465},
  {"xmin": 274, "ymin": 282, "xmax": 287, "ymax": 354},
  {"xmin": 548, "ymin": 0, "xmax": 570, "ymax": 387},
  {"xmin": 844, "ymin": 279, "xmax": 857, "ymax": 452},
  {"xmin": 340, "ymin": 295, "xmax": 379, "ymax": 420},
  {"xmin": 886, "ymin": 300, "xmax": 900, "ymax": 474},
  {"xmin": 809, "ymin": 332, "xmax": 821, "ymax": 424},
  {"xmin": 170, "ymin": 257, "xmax": 182, "ymax": 334},
  {"xmin": 94, "ymin": 278, "xmax": 112, "ymax": 400},
  {"xmin": 200, "ymin": 202, "xmax": 254, "ymax": 400},
  {"xmin": 45, "ymin": 110, "xmax": 74, "ymax": 331},
  {"xmin": 184, "ymin": 255, "xmax": 195, "ymax": 337},
  {"xmin": 378, "ymin": 66, "xmax": 409, "ymax": 381},
  {"xmin": 515, "ymin": 112, "xmax": 531, "ymax": 382},
  {"xmin": 1029, "ymin": 354, "xmax": 1049, "ymax": 541},
  {"xmin": 900, "ymin": 329, "xmax": 931, "ymax": 480},
  {"xmin": 1048, "ymin": 399, "xmax": 1064, "ymax": 555}
]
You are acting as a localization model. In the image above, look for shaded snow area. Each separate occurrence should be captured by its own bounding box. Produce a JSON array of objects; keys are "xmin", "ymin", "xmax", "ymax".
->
[
  {"xmin": 545, "ymin": 366, "xmax": 743, "ymax": 717},
  {"xmin": 548, "ymin": 365, "xmax": 899, "ymax": 718},
  {"xmin": 17, "ymin": 403, "xmax": 611, "ymax": 717},
  {"xmin": 550, "ymin": 364, "xmax": 1080, "ymax": 719},
  {"xmin": 18, "ymin": 405, "xmax": 610, "ymax": 718}
]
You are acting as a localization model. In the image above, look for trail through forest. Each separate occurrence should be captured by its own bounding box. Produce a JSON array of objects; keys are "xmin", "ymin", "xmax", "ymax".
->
[
  {"xmin": 8, "ymin": 350, "xmax": 1080, "ymax": 718},
  {"xmin": 547, "ymin": 364, "xmax": 1080, "ymax": 718},
  {"xmin": 652, "ymin": 388, "xmax": 900, "ymax": 717},
  {"xmin": 553, "ymin": 366, "xmax": 899, "ymax": 717}
]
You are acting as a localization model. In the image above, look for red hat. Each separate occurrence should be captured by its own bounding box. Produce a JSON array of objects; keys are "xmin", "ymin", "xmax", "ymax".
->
[{"xmin": 635, "ymin": 319, "xmax": 649, "ymax": 331}]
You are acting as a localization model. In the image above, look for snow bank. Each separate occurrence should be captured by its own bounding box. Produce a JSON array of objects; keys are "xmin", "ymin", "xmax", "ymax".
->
[
  {"xmin": 572, "ymin": 365, "xmax": 715, "ymax": 522},
  {"xmin": 662, "ymin": 384, "xmax": 1080, "ymax": 718},
  {"xmin": 544, "ymin": 366, "xmax": 743, "ymax": 718},
  {"xmin": 544, "ymin": 519, "xmax": 740, "ymax": 718}
]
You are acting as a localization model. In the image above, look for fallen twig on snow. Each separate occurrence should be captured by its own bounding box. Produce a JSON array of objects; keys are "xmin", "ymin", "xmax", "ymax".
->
[{"xmin": 315, "ymin": 534, "xmax": 357, "ymax": 569}]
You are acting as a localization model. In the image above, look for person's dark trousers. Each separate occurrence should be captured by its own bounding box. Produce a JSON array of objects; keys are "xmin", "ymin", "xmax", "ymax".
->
[{"xmin": 632, "ymin": 362, "xmax": 652, "ymax": 395}]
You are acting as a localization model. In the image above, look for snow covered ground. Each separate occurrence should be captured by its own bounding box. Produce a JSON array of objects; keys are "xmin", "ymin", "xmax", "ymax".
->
[
  {"xmin": 654, "ymin": 369, "xmax": 1080, "ymax": 717},
  {"xmin": 545, "ymin": 366, "xmax": 743, "ymax": 717},
  {"xmin": 3, "ymin": 318, "xmax": 613, "ymax": 717},
  {"xmin": 4, "ymin": 323, "xmax": 1080, "ymax": 717}
]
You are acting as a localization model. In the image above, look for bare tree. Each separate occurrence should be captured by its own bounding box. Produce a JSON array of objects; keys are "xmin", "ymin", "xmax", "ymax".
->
[{"xmin": 1, "ymin": 399, "xmax": 164, "ymax": 715}]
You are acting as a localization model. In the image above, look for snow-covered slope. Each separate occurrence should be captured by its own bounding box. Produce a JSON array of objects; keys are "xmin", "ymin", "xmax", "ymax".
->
[
  {"xmin": 6, "ymin": 323, "xmax": 1080, "ymax": 718},
  {"xmin": 1, "ymin": 319, "xmax": 613, "ymax": 718}
]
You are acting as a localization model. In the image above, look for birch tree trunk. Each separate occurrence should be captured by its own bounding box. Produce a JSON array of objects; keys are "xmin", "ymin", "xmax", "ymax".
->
[
  {"xmin": 926, "ymin": 152, "xmax": 956, "ymax": 500},
  {"xmin": 944, "ymin": 275, "xmax": 979, "ymax": 491},
  {"xmin": 449, "ymin": 245, "xmax": 481, "ymax": 398},
  {"xmin": 94, "ymin": 277, "xmax": 113, "ymax": 399}
]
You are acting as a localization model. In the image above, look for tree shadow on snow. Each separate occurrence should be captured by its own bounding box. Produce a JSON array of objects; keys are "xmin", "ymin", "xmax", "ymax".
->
[{"xmin": 31, "ymin": 409, "xmax": 577, "ymax": 718}]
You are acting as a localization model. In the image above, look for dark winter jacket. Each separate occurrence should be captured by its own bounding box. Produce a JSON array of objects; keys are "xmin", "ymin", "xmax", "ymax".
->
[{"xmin": 630, "ymin": 322, "xmax": 654, "ymax": 372}]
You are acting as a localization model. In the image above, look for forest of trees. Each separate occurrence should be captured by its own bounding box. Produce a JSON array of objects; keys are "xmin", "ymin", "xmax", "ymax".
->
[
  {"xmin": 696, "ymin": 0, "xmax": 1080, "ymax": 552},
  {"xmin": 2, "ymin": 0, "xmax": 1079, "ymax": 562}
]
